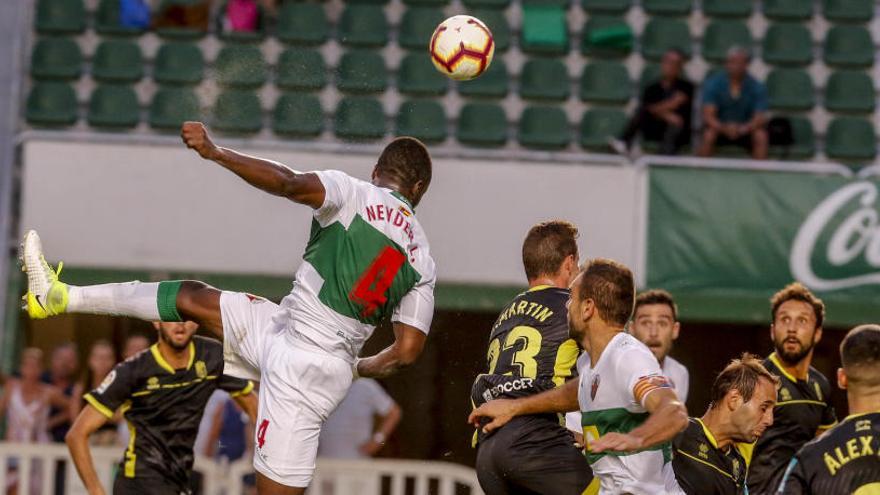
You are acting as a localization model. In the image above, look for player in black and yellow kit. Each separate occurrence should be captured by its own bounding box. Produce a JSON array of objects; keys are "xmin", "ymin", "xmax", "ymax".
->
[
  {"xmin": 471, "ymin": 221, "xmax": 591, "ymax": 495},
  {"xmin": 778, "ymin": 324, "xmax": 880, "ymax": 494},
  {"xmin": 672, "ymin": 354, "xmax": 778, "ymax": 495},
  {"xmin": 66, "ymin": 321, "xmax": 257, "ymax": 495},
  {"xmin": 747, "ymin": 283, "xmax": 837, "ymax": 495}
]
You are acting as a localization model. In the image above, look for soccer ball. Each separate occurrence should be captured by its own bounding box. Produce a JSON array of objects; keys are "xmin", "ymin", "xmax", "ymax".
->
[{"xmin": 429, "ymin": 15, "xmax": 495, "ymax": 81}]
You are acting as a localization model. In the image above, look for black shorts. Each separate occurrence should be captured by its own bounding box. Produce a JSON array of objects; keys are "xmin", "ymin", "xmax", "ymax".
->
[
  {"xmin": 113, "ymin": 474, "xmax": 191, "ymax": 495},
  {"xmin": 475, "ymin": 416, "xmax": 592, "ymax": 495}
]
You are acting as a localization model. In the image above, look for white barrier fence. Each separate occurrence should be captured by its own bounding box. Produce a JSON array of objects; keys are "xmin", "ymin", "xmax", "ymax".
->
[{"xmin": 0, "ymin": 442, "xmax": 483, "ymax": 495}]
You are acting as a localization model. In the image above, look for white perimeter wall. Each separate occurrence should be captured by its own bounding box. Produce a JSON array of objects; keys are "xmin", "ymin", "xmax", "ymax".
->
[{"xmin": 21, "ymin": 140, "xmax": 639, "ymax": 286}]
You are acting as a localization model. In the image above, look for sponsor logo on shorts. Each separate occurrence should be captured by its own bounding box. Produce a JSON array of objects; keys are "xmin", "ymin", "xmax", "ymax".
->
[{"xmin": 482, "ymin": 378, "xmax": 535, "ymax": 402}]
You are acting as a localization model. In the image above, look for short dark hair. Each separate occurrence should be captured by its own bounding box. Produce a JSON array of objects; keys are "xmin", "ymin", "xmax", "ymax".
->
[
  {"xmin": 634, "ymin": 289, "xmax": 678, "ymax": 321},
  {"xmin": 710, "ymin": 353, "xmax": 779, "ymax": 408},
  {"xmin": 771, "ymin": 282, "xmax": 825, "ymax": 329},
  {"xmin": 841, "ymin": 325, "xmax": 880, "ymax": 389},
  {"xmin": 376, "ymin": 137, "xmax": 432, "ymax": 190},
  {"xmin": 522, "ymin": 220, "xmax": 579, "ymax": 281},
  {"xmin": 576, "ymin": 258, "xmax": 635, "ymax": 327}
]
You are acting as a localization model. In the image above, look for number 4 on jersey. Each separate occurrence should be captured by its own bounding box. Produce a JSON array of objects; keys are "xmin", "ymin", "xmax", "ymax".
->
[{"xmin": 349, "ymin": 246, "xmax": 406, "ymax": 318}]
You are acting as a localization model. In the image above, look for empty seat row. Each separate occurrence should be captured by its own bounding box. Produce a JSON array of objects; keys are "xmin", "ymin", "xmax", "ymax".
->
[{"xmin": 580, "ymin": 0, "xmax": 873, "ymax": 22}]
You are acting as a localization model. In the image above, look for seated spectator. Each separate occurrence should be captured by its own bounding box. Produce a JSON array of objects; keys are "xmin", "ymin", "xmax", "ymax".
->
[
  {"xmin": 122, "ymin": 333, "xmax": 150, "ymax": 360},
  {"xmin": 153, "ymin": 0, "xmax": 212, "ymax": 32},
  {"xmin": 70, "ymin": 340, "xmax": 119, "ymax": 446},
  {"xmin": 318, "ymin": 378, "xmax": 401, "ymax": 460},
  {"xmin": 611, "ymin": 48, "xmax": 694, "ymax": 156},
  {"xmin": 699, "ymin": 46, "xmax": 769, "ymax": 159},
  {"xmin": 223, "ymin": 0, "xmax": 259, "ymax": 33}
]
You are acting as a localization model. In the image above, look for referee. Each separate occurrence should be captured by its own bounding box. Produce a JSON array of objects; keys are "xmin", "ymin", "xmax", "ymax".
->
[{"xmin": 66, "ymin": 322, "xmax": 257, "ymax": 495}]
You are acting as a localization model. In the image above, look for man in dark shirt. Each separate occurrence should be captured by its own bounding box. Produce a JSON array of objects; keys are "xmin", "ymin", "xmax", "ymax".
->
[
  {"xmin": 66, "ymin": 322, "xmax": 257, "ymax": 495},
  {"xmin": 610, "ymin": 48, "xmax": 694, "ymax": 156}
]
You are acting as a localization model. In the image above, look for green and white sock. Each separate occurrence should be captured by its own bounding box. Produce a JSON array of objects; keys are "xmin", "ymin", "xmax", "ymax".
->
[{"xmin": 67, "ymin": 281, "xmax": 183, "ymax": 321}]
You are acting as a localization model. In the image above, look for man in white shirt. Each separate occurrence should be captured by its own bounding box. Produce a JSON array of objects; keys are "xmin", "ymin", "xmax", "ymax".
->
[
  {"xmin": 630, "ymin": 290, "xmax": 689, "ymax": 404},
  {"xmin": 318, "ymin": 379, "xmax": 401, "ymax": 460}
]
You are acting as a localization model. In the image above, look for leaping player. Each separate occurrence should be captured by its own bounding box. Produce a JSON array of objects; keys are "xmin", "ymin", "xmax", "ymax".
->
[{"xmin": 21, "ymin": 122, "xmax": 437, "ymax": 495}]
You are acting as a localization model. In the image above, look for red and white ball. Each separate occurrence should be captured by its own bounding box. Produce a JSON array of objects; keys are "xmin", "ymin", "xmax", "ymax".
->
[{"xmin": 428, "ymin": 15, "xmax": 495, "ymax": 81}]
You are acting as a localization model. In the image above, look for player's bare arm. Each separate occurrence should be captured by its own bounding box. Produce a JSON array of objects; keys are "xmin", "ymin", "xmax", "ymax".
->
[
  {"xmin": 181, "ymin": 122, "xmax": 325, "ymax": 208},
  {"xmin": 356, "ymin": 323, "xmax": 427, "ymax": 378},
  {"xmin": 590, "ymin": 388, "xmax": 687, "ymax": 453},
  {"xmin": 468, "ymin": 378, "xmax": 579, "ymax": 434},
  {"xmin": 66, "ymin": 405, "xmax": 112, "ymax": 495}
]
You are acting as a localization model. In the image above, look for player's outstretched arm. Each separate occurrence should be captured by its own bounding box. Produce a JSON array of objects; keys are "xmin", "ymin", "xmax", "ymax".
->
[
  {"xmin": 590, "ymin": 388, "xmax": 687, "ymax": 453},
  {"xmin": 181, "ymin": 122, "xmax": 325, "ymax": 208},
  {"xmin": 356, "ymin": 323, "xmax": 427, "ymax": 379},
  {"xmin": 66, "ymin": 405, "xmax": 111, "ymax": 495},
  {"xmin": 468, "ymin": 378, "xmax": 580, "ymax": 434}
]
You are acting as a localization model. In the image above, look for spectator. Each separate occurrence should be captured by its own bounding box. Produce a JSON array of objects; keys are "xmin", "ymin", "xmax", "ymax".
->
[
  {"xmin": 122, "ymin": 333, "xmax": 150, "ymax": 360},
  {"xmin": 153, "ymin": 0, "xmax": 211, "ymax": 32},
  {"xmin": 223, "ymin": 0, "xmax": 259, "ymax": 33},
  {"xmin": 611, "ymin": 48, "xmax": 694, "ymax": 156},
  {"xmin": 318, "ymin": 378, "xmax": 401, "ymax": 460},
  {"xmin": 41, "ymin": 342, "xmax": 78, "ymax": 443},
  {"xmin": 70, "ymin": 340, "xmax": 119, "ymax": 446},
  {"xmin": 699, "ymin": 46, "xmax": 769, "ymax": 159}
]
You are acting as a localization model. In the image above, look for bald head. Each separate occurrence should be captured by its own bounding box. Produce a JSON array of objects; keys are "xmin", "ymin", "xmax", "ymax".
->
[{"xmin": 841, "ymin": 324, "xmax": 880, "ymax": 391}]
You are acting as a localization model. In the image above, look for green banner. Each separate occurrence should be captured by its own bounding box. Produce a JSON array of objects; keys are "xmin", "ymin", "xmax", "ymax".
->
[{"xmin": 647, "ymin": 166, "xmax": 880, "ymax": 326}]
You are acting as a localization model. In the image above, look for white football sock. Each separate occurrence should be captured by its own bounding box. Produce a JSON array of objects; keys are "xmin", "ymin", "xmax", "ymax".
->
[{"xmin": 67, "ymin": 282, "xmax": 161, "ymax": 321}]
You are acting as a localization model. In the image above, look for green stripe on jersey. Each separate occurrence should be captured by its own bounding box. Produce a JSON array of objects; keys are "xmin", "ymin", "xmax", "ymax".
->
[{"xmin": 582, "ymin": 407, "xmax": 671, "ymax": 464}]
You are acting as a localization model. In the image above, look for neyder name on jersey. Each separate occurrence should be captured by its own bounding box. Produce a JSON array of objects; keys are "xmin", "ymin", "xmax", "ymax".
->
[
  {"xmin": 778, "ymin": 411, "xmax": 880, "ymax": 495},
  {"xmin": 673, "ymin": 418, "xmax": 749, "ymax": 495}
]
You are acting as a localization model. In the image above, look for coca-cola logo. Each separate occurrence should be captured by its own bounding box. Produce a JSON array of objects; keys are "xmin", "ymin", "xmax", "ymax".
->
[{"xmin": 790, "ymin": 181, "xmax": 880, "ymax": 290}]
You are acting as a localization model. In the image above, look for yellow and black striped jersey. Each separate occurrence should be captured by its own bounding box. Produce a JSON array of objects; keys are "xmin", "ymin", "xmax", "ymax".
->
[{"xmin": 672, "ymin": 418, "xmax": 749, "ymax": 495}]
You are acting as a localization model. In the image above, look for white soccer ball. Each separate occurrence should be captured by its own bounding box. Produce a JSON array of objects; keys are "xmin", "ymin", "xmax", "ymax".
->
[{"xmin": 429, "ymin": 15, "xmax": 495, "ymax": 81}]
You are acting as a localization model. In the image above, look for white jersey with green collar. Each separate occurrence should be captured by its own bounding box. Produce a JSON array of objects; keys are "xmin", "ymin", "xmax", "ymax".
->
[{"xmin": 278, "ymin": 170, "xmax": 436, "ymax": 360}]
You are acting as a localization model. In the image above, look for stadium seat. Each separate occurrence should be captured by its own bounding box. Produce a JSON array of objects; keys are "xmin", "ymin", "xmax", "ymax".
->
[
  {"xmin": 520, "ymin": 5, "xmax": 568, "ymax": 55},
  {"xmin": 763, "ymin": 0, "xmax": 813, "ymax": 20},
  {"xmin": 273, "ymin": 92, "xmax": 324, "ymax": 137},
  {"xmin": 701, "ymin": 20, "xmax": 752, "ymax": 63},
  {"xmin": 581, "ymin": 0, "xmax": 631, "ymax": 14},
  {"xmin": 519, "ymin": 58, "xmax": 571, "ymax": 101},
  {"xmin": 457, "ymin": 59, "xmax": 509, "ymax": 98},
  {"xmin": 702, "ymin": 0, "xmax": 751, "ymax": 18},
  {"xmin": 469, "ymin": 9, "xmax": 511, "ymax": 52},
  {"xmin": 277, "ymin": 2, "xmax": 328, "ymax": 45},
  {"xmin": 214, "ymin": 44, "xmax": 267, "ymax": 88},
  {"xmin": 463, "ymin": 0, "xmax": 510, "ymax": 8},
  {"xmin": 581, "ymin": 16, "xmax": 633, "ymax": 58},
  {"xmin": 276, "ymin": 48, "xmax": 327, "ymax": 91},
  {"xmin": 346, "ymin": 0, "xmax": 388, "ymax": 4},
  {"xmin": 212, "ymin": 90, "xmax": 263, "ymax": 134},
  {"xmin": 765, "ymin": 69, "xmax": 814, "ymax": 110},
  {"xmin": 396, "ymin": 100, "xmax": 447, "ymax": 143},
  {"xmin": 96, "ymin": 0, "xmax": 145, "ymax": 36},
  {"xmin": 826, "ymin": 117, "xmax": 876, "ymax": 161},
  {"xmin": 88, "ymin": 85, "xmax": 139, "ymax": 129},
  {"xmin": 399, "ymin": 7, "xmax": 446, "ymax": 51},
  {"xmin": 823, "ymin": 26, "xmax": 874, "ymax": 68},
  {"xmin": 154, "ymin": 42, "xmax": 204, "ymax": 85},
  {"xmin": 762, "ymin": 23, "xmax": 812, "ymax": 66},
  {"xmin": 518, "ymin": 106, "xmax": 570, "ymax": 150},
  {"xmin": 822, "ymin": 0, "xmax": 873, "ymax": 23},
  {"xmin": 35, "ymin": 0, "xmax": 86, "ymax": 34},
  {"xmin": 641, "ymin": 18, "xmax": 692, "ymax": 60},
  {"xmin": 579, "ymin": 108, "xmax": 626, "ymax": 151},
  {"xmin": 825, "ymin": 70, "xmax": 875, "ymax": 113},
  {"xmin": 338, "ymin": 5, "xmax": 389, "ymax": 47},
  {"xmin": 336, "ymin": 50, "xmax": 388, "ymax": 94},
  {"xmin": 579, "ymin": 61, "xmax": 631, "ymax": 104},
  {"xmin": 404, "ymin": 0, "xmax": 449, "ymax": 7},
  {"xmin": 639, "ymin": 64, "xmax": 660, "ymax": 90},
  {"xmin": 771, "ymin": 116, "xmax": 815, "ymax": 159},
  {"xmin": 30, "ymin": 38, "xmax": 82, "ymax": 81},
  {"xmin": 25, "ymin": 82, "xmax": 78, "ymax": 126},
  {"xmin": 334, "ymin": 97, "xmax": 386, "ymax": 140},
  {"xmin": 156, "ymin": 26, "xmax": 207, "ymax": 41},
  {"xmin": 217, "ymin": 1, "xmax": 265, "ymax": 42},
  {"xmin": 642, "ymin": 0, "xmax": 692, "ymax": 17},
  {"xmin": 398, "ymin": 53, "xmax": 448, "ymax": 96},
  {"xmin": 456, "ymin": 103, "xmax": 508, "ymax": 147},
  {"xmin": 92, "ymin": 40, "xmax": 144, "ymax": 83},
  {"xmin": 149, "ymin": 87, "xmax": 201, "ymax": 130}
]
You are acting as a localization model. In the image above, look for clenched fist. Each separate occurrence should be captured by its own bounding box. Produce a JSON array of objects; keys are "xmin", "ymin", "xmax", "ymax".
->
[{"xmin": 181, "ymin": 122, "xmax": 219, "ymax": 160}]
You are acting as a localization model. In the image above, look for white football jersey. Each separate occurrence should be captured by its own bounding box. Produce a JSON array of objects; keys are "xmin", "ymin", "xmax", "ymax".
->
[
  {"xmin": 662, "ymin": 356, "xmax": 689, "ymax": 405},
  {"xmin": 278, "ymin": 170, "xmax": 436, "ymax": 360}
]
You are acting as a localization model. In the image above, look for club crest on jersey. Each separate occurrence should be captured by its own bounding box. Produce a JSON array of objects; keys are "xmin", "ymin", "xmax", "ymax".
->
[
  {"xmin": 147, "ymin": 376, "xmax": 160, "ymax": 390},
  {"xmin": 591, "ymin": 374, "xmax": 600, "ymax": 400},
  {"xmin": 780, "ymin": 387, "xmax": 792, "ymax": 401},
  {"xmin": 195, "ymin": 360, "xmax": 207, "ymax": 379},
  {"xmin": 699, "ymin": 443, "xmax": 709, "ymax": 459}
]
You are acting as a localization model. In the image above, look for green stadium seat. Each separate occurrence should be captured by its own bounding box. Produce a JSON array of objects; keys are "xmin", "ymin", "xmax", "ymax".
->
[
  {"xmin": 463, "ymin": 0, "xmax": 510, "ymax": 8},
  {"xmin": 336, "ymin": 51, "xmax": 387, "ymax": 94},
  {"xmin": 826, "ymin": 117, "xmax": 876, "ymax": 161},
  {"xmin": 156, "ymin": 26, "xmax": 207, "ymax": 41},
  {"xmin": 763, "ymin": 0, "xmax": 813, "ymax": 20},
  {"xmin": 334, "ymin": 97, "xmax": 386, "ymax": 140},
  {"xmin": 825, "ymin": 70, "xmax": 875, "ymax": 113},
  {"xmin": 456, "ymin": 102, "xmax": 508, "ymax": 147},
  {"xmin": 346, "ymin": 0, "xmax": 388, "ymax": 4},
  {"xmin": 823, "ymin": 0, "xmax": 873, "ymax": 23},
  {"xmin": 154, "ymin": 42, "xmax": 204, "ymax": 85},
  {"xmin": 276, "ymin": 2, "xmax": 327, "ymax": 45},
  {"xmin": 766, "ymin": 69, "xmax": 814, "ymax": 111},
  {"xmin": 338, "ymin": 5, "xmax": 389, "ymax": 47},
  {"xmin": 581, "ymin": 0, "xmax": 631, "ymax": 14},
  {"xmin": 399, "ymin": 7, "xmax": 446, "ymax": 51},
  {"xmin": 581, "ymin": 16, "xmax": 633, "ymax": 58},
  {"xmin": 212, "ymin": 90, "xmax": 263, "ymax": 134},
  {"xmin": 642, "ymin": 0, "xmax": 692, "ymax": 17},
  {"xmin": 457, "ymin": 59, "xmax": 509, "ymax": 98},
  {"xmin": 518, "ymin": 106, "xmax": 570, "ymax": 150},
  {"xmin": 771, "ymin": 116, "xmax": 815, "ymax": 159},
  {"xmin": 762, "ymin": 23, "xmax": 812, "ymax": 66},
  {"xmin": 217, "ymin": 1, "xmax": 265, "ymax": 42},
  {"xmin": 30, "ymin": 38, "xmax": 82, "ymax": 80},
  {"xmin": 404, "ymin": 0, "xmax": 449, "ymax": 7},
  {"xmin": 396, "ymin": 100, "xmax": 447, "ymax": 143},
  {"xmin": 96, "ymin": 0, "xmax": 145, "ymax": 36},
  {"xmin": 579, "ymin": 108, "xmax": 626, "ymax": 151},
  {"xmin": 469, "ymin": 9, "xmax": 511, "ymax": 52},
  {"xmin": 579, "ymin": 61, "xmax": 631, "ymax": 104},
  {"xmin": 398, "ymin": 53, "xmax": 448, "ymax": 96},
  {"xmin": 641, "ymin": 18, "xmax": 692, "ymax": 61},
  {"xmin": 92, "ymin": 40, "xmax": 144, "ymax": 83},
  {"xmin": 519, "ymin": 58, "xmax": 570, "ymax": 101},
  {"xmin": 703, "ymin": 0, "xmax": 751, "ymax": 17},
  {"xmin": 520, "ymin": 5, "xmax": 568, "ymax": 55},
  {"xmin": 88, "ymin": 85, "xmax": 139, "ymax": 129},
  {"xmin": 149, "ymin": 87, "xmax": 201, "ymax": 130},
  {"xmin": 273, "ymin": 92, "xmax": 324, "ymax": 137},
  {"xmin": 701, "ymin": 20, "xmax": 752, "ymax": 63},
  {"xmin": 35, "ymin": 0, "xmax": 86, "ymax": 34},
  {"xmin": 214, "ymin": 44, "xmax": 267, "ymax": 88},
  {"xmin": 639, "ymin": 64, "xmax": 660, "ymax": 90},
  {"xmin": 823, "ymin": 26, "xmax": 874, "ymax": 68},
  {"xmin": 276, "ymin": 48, "xmax": 327, "ymax": 91},
  {"xmin": 26, "ymin": 82, "xmax": 78, "ymax": 126}
]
